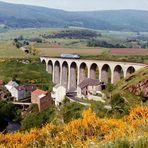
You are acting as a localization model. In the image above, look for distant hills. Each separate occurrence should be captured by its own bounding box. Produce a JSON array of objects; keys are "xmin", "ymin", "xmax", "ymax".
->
[{"xmin": 0, "ymin": 1, "xmax": 148, "ymax": 32}]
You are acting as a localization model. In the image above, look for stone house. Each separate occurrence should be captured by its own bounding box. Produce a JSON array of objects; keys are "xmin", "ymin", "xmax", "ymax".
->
[
  {"xmin": 31, "ymin": 89, "xmax": 53, "ymax": 112},
  {"xmin": 77, "ymin": 78, "xmax": 105, "ymax": 98},
  {"xmin": 12, "ymin": 85, "xmax": 37, "ymax": 101},
  {"xmin": 51, "ymin": 84, "xmax": 66, "ymax": 106}
]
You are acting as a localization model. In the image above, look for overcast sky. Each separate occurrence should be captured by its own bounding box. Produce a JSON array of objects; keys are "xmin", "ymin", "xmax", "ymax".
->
[{"xmin": 1, "ymin": 0, "xmax": 148, "ymax": 11}]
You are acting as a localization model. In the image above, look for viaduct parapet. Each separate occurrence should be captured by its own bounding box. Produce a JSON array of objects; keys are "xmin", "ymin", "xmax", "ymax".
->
[{"xmin": 40, "ymin": 57, "xmax": 147, "ymax": 90}]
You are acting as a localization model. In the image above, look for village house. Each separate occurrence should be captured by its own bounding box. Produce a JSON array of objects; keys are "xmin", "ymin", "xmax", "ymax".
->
[
  {"xmin": 31, "ymin": 89, "xmax": 53, "ymax": 112},
  {"xmin": 77, "ymin": 78, "xmax": 106, "ymax": 101},
  {"xmin": 51, "ymin": 84, "xmax": 66, "ymax": 106},
  {"xmin": 11, "ymin": 85, "xmax": 37, "ymax": 101},
  {"xmin": 5, "ymin": 81, "xmax": 37, "ymax": 101},
  {"xmin": 5, "ymin": 81, "xmax": 19, "ymax": 98}
]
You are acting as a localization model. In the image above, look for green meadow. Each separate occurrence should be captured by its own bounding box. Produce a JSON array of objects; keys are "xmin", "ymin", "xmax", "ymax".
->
[{"xmin": 0, "ymin": 59, "xmax": 53, "ymax": 90}]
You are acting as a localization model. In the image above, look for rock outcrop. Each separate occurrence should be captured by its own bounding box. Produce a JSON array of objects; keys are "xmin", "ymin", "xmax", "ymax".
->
[{"xmin": 128, "ymin": 79, "xmax": 148, "ymax": 98}]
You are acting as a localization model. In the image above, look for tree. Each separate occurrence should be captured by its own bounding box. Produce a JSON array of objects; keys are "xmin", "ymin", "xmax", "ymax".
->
[
  {"xmin": 100, "ymin": 49, "xmax": 112, "ymax": 59},
  {"xmin": 21, "ymin": 106, "xmax": 55, "ymax": 130},
  {"xmin": 0, "ymin": 101, "xmax": 21, "ymax": 131}
]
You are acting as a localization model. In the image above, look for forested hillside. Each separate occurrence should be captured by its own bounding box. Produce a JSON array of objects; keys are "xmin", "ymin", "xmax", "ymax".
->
[{"xmin": 1, "ymin": 1, "xmax": 148, "ymax": 31}]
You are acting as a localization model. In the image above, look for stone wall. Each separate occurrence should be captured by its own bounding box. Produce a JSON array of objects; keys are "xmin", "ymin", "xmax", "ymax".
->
[
  {"xmin": 32, "ymin": 93, "xmax": 53, "ymax": 112},
  {"xmin": 39, "ymin": 93, "xmax": 53, "ymax": 112}
]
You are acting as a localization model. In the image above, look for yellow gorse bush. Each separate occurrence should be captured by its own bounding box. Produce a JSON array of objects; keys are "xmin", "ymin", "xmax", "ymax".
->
[{"xmin": 0, "ymin": 106, "xmax": 147, "ymax": 148}]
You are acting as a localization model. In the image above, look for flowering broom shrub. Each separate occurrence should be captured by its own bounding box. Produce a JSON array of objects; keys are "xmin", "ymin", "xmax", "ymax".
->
[{"xmin": 0, "ymin": 106, "xmax": 147, "ymax": 148}]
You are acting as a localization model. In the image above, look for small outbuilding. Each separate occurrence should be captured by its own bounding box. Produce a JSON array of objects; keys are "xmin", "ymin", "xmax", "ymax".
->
[{"xmin": 31, "ymin": 89, "xmax": 53, "ymax": 112}]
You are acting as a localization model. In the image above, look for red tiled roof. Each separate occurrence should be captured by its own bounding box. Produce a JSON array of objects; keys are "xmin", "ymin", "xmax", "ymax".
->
[{"xmin": 32, "ymin": 89, "xmax": 47, "ymax": 96}]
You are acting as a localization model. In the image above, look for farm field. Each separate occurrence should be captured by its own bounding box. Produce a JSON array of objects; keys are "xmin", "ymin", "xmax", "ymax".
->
[
  {"xmin": 110, "ymin": 48, "xmax": 148, "ymax": 55},
  {"xmin": 39, "ymin": 47, "xmax": 148, "ymax": 57},
  {"xmin": 1, "ymin": 28, "xmax": 148, "ymax": 41},
  {"xmin": 0, "ymin": 28, "xmax": 148, "ymax": 63},
  {"xmin": 1, "ymin": 28, "xmax": 148, "ymax": 49},
  {"xmin": 38, "ymin": 47, "xmax": 103, "ymax": 57}
]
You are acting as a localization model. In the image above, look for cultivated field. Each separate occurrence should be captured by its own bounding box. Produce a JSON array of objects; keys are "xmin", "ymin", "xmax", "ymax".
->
[
  {"xmin": 39, "ymin": 47, "xmax": 148, "ymax": 57},
  {"xmin": 110, "ymin": 48, "xmax": 148, "ymax": 55},
  {"xmin": 38, "ymin": 47, "xmax": 103, "ymax": 57}
]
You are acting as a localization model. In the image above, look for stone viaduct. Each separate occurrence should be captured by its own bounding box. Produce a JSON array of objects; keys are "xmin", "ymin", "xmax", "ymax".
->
[{"xmin": 40, "ymin": 57, "xmax": 147, "ymax": 90}]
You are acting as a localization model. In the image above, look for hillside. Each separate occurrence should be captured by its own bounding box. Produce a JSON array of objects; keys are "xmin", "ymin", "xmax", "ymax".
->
[
  {"xmin": 0, "ymin": 2, "xmax": 148, "ymax": 31},
  {"xmin": 112, "ymin": 67, "xmax": 148, "ymax": 105},
  {"xmin": 0, "ymin": 107, "xmax": 147, "ymax": 147},
  {"xmin": 0, "ymin": 59, "xmax": 53, "ymax": 90}
]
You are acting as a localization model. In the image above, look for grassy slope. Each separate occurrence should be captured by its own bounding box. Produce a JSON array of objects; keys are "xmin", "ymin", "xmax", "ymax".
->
[
  {"xmin": 0, "ymin": 59, "xmax": 53, "ymax": 90},
  {"xmin": 1, "ymin": 28, "xmax": 148, "ymax": 47},
  {"xmin": 0, "ymin": 42, "xmax": 34, "ymax": 58},
  {"xmin": 115, "ymin": 67, "xmax": 148, "ymax": 91},
  {"xmin": 112, "ymin": 67, "xmax": 148, "ymax": 106},
  {"xmin": 0, "ymin": 28, "xmax": 62, "ymax": 41}
]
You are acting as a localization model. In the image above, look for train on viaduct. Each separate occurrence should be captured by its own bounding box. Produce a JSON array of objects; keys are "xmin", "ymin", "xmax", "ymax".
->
[{"xmin": 40, "ymin": 57, "xmax": 147, "ymax": 90}]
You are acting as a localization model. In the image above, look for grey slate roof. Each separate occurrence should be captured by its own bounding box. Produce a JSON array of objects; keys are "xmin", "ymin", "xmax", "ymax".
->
[
  {"xmin": 78, "ymin": 78, "xmax": 104, "ymax": 89},
  {"xmin": 15, "ymin": 85, "xmax": 37, "ymax": 91}
]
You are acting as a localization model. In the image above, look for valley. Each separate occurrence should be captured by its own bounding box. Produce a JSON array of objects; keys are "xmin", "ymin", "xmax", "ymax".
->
[{"xmin": 0, "ymin": 1, "xmax": 147, "ymax": 147}]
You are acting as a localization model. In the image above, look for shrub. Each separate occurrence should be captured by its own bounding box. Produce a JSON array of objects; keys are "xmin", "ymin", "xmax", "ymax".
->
[
  {"xmin": 63, "ymin": 102, "xmax": 86, "ymax": 123},
  {"xmin": 21, "ymin": 106, "xmax": 55, "ymax": 131},
  {"xmin": 0, "ymin": 101, "xmax": 21, "ymax": 131},
  {"xmin": 0, "ymin": 106, "xmax": 147, "ymax": 147},
  {"xmin": 111, "ymin": 93, "xmax": 130, "ymax": 118}
]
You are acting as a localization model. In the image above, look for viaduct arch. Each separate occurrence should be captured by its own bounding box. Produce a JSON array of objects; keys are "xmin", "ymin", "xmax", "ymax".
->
[{"xmin": 41, "ymin": 57, "xmax": 147, "ymax": 90}]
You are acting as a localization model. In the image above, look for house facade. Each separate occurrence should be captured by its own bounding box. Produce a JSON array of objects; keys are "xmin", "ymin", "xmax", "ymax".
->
[
  {"xmin": 5, "ymin": 81, "xmax": 19, "ymax": 98},
  {"xmin": 51, "ymin": 84, "xmax": 66, "ymax": 106},
  {"xmin": 13, "ymin": 85, "xmax": 37, "ymax": 101},
  {"xmin": 5, "ymin": 81, "xmax": 37, "ymax": 101},
  {"xmin": 31, "ymin": 89, "xmax": 53, "ymax": 112},
  {"xmin": 77, "ymin": 78, "xmax": 106, "ymax": 99}
]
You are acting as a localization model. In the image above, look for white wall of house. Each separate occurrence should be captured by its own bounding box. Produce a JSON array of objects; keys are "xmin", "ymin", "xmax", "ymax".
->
[
  {"xmin": 11, "ymin": 87, "xmax": 18, "ymax": 99},
  {"xmin": 5, "ymin": 81, "xmax": 19, "ymax": 92},
  {"xmin": 51, "ymin": 85, "xmax": 66, "ymax": 106},
  {"xmin": 88, "ymin": 86, "xmax": 100, "ymax": 92},
  {"xmin": 5, "ymin": 81, "xmax": 19, "ymax": 98},
  {"xmin": 77, "ymin": 86, "xmax": 83, "ymax": 98},
  {"xmin": 77, "ymin": 85, "xmax": 101, "ymax": 98},
  {"xmin": 7, "ymin": 87, "xmax": 31, "ymax": 101},
  {"xmin": 10, "ymin": 88, "xmax": 29, "ymax": 101}
]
